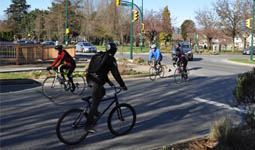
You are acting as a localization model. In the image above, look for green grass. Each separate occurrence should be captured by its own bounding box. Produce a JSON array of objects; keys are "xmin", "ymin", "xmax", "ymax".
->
[
  {"xmin": 228, "ymin": 58, "xmax": 255, "ymax": 64},
  {"xmin": 95, "ymin": 45, "xmax": 150, "ymax": 53},
  {"xmin": 0, "ymin": 72, "xmax": 31, "ymax": 79}
]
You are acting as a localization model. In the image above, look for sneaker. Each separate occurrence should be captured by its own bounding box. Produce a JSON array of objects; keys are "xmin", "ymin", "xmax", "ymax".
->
[{"xmin": 85, "ymin": 123, "xmax": 96, "ymax": 134}]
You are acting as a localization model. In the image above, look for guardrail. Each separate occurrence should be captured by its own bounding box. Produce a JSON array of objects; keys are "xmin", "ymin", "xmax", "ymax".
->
[{"xmin": 0, "ymin": 44, "xmax": 75, "ymax": 65}]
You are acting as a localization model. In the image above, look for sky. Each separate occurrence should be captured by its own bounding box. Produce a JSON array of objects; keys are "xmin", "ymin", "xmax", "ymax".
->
[{"xmin": 0, "ymin": 0, "xmax": 215, "ymax": 27}]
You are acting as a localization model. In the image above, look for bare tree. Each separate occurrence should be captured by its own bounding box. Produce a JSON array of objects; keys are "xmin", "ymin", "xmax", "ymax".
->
[
  {"xmin": 195, "ymin": 8, "xmax": 218, "ymax": 50},
  {"xmin": 144, "ymin": 10, "xmax": 162, "ymax": 44},
  {"xmin": 214, "ymin": 0, "xmax": 247, "ymax": 51}
]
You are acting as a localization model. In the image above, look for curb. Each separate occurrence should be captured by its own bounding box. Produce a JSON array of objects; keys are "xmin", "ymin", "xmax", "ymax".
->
[{"xmin": 224, "ymin": 59, "xmax": 255, "ymax": 67}]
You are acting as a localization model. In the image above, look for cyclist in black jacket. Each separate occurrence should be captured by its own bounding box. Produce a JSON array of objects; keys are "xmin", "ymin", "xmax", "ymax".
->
[{"xmin": 85, "ymin": 42, "xmax": 127, "ymax": 132}]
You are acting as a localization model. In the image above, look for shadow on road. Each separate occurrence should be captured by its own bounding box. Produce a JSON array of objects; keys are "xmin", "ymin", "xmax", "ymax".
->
[
  {"xmin": 0, "ymin": 79, "xmax": 41, "ymax": 93},
  {"xmin": 192, "ymin": 57, "xmax": 203, "ymax": 61}
]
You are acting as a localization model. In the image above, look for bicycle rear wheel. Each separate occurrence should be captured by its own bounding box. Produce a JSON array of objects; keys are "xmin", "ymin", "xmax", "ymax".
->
[
  {"xmin": 42, "ymin": 76, "xmax": 62, "ymax": 99},
  {"xmin": 72, "ymin": 75, "xmax": 86, "ymax": 95},
  {"xmin": 56, "ymin": 109, "xmax": 89, "ymax": 145},
  {"xmin": 149, "ymin": 67, "xmax": 157, "ymax": 81},
  {"xmin": 108, "ymin": 103, "xmax": 136, "ymax": 136},
  {"xmin": 174, "ymin": 68, "xmax": 184, "ymax": 84}
]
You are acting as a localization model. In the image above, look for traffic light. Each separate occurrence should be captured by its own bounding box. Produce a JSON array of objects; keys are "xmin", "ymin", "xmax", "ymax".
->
[
  {"xmin": 132, "ymin": 9, "xmax": 139, "ymax": 22},
  {"xmin": 116, "ymin": 0, "xmax": 121, "ymax": 6},
  {"xmin": 246, "ymin": 18, "xmax": 252, "ymax": 29},
  {"xmin": 142, "ymin": 23, "xmax": 145, "ymax": 33},
  {"xmin": 66, "ymin": 28, "xmax": 70, "ymax": 34}
]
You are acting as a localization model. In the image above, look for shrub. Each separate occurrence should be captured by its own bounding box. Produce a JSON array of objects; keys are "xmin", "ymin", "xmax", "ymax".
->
[
  {"xmin": 233, "ymin": 67, "xmax": 255, "ymax": 129},
  {"xmin": 133, "ymin": 57, "xmax": 146, "ymax": 65}
]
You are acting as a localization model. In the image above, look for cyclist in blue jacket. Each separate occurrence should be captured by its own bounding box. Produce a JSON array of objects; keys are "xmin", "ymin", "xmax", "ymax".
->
[{"xmin": 148, "ymin": 44, "xmax": 163, "ymax": 67}]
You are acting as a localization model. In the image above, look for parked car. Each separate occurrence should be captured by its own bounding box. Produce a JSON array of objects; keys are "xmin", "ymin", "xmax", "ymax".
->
[
  {"xmin": 75, "ymin": 42, "xmax": 97, "ymax": 53},
  {"xmin": 242, "ymin": 47, "xmax": 255, "ymax": 55},
  {"xmin": 13, "ymin": 40, "xmax": 38, "ymax": 44},
  {"xmin": 172, "ymin": 42, "xmax": 193, "ymax": 61},
  {"xmin": 41, "ymin": 41, "xmax": 55, "ymax": 45}
]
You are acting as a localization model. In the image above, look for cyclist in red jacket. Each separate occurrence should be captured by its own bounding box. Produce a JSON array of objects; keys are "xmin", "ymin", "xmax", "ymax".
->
[{"xmin": 47, "ymin": 45, "xmax": 76, "ymax": 92}]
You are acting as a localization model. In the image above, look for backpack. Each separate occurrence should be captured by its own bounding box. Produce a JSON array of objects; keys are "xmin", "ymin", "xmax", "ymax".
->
[{"xmin": 87, "ymin": 51, "xmax": 109, "ymax": 74}]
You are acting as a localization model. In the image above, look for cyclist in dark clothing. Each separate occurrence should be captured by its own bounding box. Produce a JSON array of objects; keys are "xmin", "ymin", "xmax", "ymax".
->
[
  {"xmin": 174, "ymin": 46, "xmax": 188, "ymax": 73},
  {"xmin": 85, "ymin": 42, "xmax": 127, "ymax": 132},
  {"xmin": 47, "ymin": 45, "xmax": 76, "ymax": 92}
]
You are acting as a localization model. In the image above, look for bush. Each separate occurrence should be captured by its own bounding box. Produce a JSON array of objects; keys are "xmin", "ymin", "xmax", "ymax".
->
[
  {"xmin": 133, "ymin": 56, "xmax": 146, "ymax": 65},
  {"xmin": 233, "ymin": 67, "xmax": 255, "ymax": 129}
]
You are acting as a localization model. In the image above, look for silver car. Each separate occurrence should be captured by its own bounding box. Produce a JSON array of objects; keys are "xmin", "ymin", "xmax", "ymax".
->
[
  {"xmin": 75, "ymin": 42, "xmax": 97, "ymax": 53},
  {"xmin": 243, "ymin": 47, "xmax": 255, "ymax": 55}
]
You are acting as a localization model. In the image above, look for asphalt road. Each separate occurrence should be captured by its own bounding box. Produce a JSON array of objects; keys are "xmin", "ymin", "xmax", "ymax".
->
[{"xmin": 0, "ymin": 54, "xmax": 254, "ymax": 150}]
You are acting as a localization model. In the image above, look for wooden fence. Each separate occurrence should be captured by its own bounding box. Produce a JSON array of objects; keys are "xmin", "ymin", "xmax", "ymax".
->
[{"xmin": 0, "ymin": 44, "xmax": 75, "ymax": 65}]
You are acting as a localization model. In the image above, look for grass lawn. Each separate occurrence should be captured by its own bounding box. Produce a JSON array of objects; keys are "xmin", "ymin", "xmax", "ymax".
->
[
  {"xmin": 0, "ymin": 72, "xmax": 30, "ymax": 79},
  {"xmin": 228, "ymin": 58, "xmax": 255, "ymax": 65},
  {"xmin": 95, "ymin": 45, "xmax": 150, "ymax": 53}
]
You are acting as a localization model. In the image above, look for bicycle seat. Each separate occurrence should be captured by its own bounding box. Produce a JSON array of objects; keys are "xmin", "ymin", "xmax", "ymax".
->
[{"xmin": 81, "ymin": 96, "xmax": 92, "ymax": 102}]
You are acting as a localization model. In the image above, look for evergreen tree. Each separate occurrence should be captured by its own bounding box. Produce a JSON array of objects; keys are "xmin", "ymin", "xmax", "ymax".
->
[{"xmin": 5, "ymin": 0, "xmax": 30, "ymax": 33}]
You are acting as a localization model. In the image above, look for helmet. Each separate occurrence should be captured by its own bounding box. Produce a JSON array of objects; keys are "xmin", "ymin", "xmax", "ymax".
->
[
  {"xmin": 151, "ymin": 44, "xmax": 156, "ymax": 49},
  {"xmin": 106, "ymin": 42, "xmax": 117, "ymax": 56},
  {"xmin": 55, "ymin": 45, "xmax": 63, "ymax": 51}
]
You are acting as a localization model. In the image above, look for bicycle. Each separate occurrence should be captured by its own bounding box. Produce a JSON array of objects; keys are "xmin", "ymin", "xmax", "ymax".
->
[
  {"xmin": 42, "ymin": 68, "xmax": 86, "ymax": 99},
  {"xmin": 149, "ymin": 58, "xmax": 165, "ymax": 81},
  {"xmin": 173, "ymin": 58, "xmax": 189, "ymax": 84},
  {"xmin": 56, "ymin": 85, "xmax": 136, "ymax": 145}
]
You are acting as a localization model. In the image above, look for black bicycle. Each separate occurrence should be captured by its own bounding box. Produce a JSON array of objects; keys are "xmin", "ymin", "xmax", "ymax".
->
[
  {"xmin": 42, "ymin": 68, "xmax": 86, "ymax": 99},
  {"xmin": 173, "ymin": 58, "xmax": 189, "ymax": 84},
  {"xmin": 149, "ymin": 58, "xmax": 165, "ymax": 81},
  {"xmin": 56, "ymin": 85, "xmax": 136, "ymax": 145}
]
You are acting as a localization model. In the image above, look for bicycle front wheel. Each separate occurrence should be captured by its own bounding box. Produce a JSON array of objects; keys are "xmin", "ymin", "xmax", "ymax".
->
[
  {"xmin": 72, "ymin": 75, "xmax": 86, "ymax": 95},
  {"xmin": 108, "ymin": 104, "xmax": 136, "ymax": 136},
  {"xmin": 158, "ymin": 66, "xmax": 165, "ymax": 78},
  {"xmin": 149, "ymin": 67, "xmax": 157, "ymax": 81},
  {"xmin": 174, "ymin": 68, "xmax": 184, "ymax": 84},
  {"xmin": 56, "ymin": 109, "xmax": 89, "ymax": 145},
  {"xmin": 42, "ymin": 76, "xmax": 62, "ymax": 99}
]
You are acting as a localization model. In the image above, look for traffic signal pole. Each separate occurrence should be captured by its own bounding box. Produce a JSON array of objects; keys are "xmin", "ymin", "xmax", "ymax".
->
[
  {"xmin": 250, "ymin": 0, "xmax": 255, "ymax": 61},
  {"xmin": 130, "ymin": 0, "xmax": 134, "ymax": 59},
  {"xmin": 140, "ymin": 0, "xmax": 143, "ymax": 52},
  {"xmin": 65, "ymin": 0, "xmax": 68, "ymax": 46}
]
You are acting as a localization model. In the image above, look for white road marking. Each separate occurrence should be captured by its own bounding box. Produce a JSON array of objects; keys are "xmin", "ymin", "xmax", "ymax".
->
[{"xmin": 193, "ymin": 97, "xmax": 246, "ymax": 113}]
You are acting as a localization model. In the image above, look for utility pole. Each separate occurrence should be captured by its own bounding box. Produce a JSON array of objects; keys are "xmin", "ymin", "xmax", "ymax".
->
[{"xmin": 195, "ymin": 31, "xmax": 198, "ymax": 54}]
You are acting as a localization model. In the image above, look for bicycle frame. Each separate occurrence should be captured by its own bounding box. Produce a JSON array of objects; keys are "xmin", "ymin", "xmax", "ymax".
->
[{"xmin": 82, "ymin": 87, "xmax": 122, "ymax": 123}]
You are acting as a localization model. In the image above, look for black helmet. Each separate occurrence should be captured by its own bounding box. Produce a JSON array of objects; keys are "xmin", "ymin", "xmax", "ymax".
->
[
  {"xmin": 55, "ymin": 45, "xmax": 63, "ymax": 51},
  {"xmin": 106, "ymin": 42, "xmax": 117, "ymax": 56}
]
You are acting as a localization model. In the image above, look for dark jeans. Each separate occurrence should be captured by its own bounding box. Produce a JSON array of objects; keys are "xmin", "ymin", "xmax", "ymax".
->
[
  {"xmin": 87, "ymin": 81, "xmax": 105, "ymax": 124},
  {"xmin": 60, "ymin": 64, "xmax": 76, "ymax": 85}
]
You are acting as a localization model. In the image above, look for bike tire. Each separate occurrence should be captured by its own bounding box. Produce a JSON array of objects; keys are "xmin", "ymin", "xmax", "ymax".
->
[
  {"xmin": 56, "ymin": 109, "xmax": 89, "ymax": 145},
  {"xmin": 149, "ymin": 67, "xmax": 157, "ymax": 81},
  {"xmin": 107, "ymin": 103, "xmax": 136, "ymax": 136},
  {"xmin": 159, "ymin": 65, "xmax": 165, "ymax": 78},
  {"xmin": 72, "ymin": 75, "xmax": 86, "ymax": 95},
  {"xmin": 42, "ymin": 76, "xmax": 62, "ymax": 99},
  {"xmin": 174, "ymin": 68, "xmax": 184, "ymax": 84}
]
